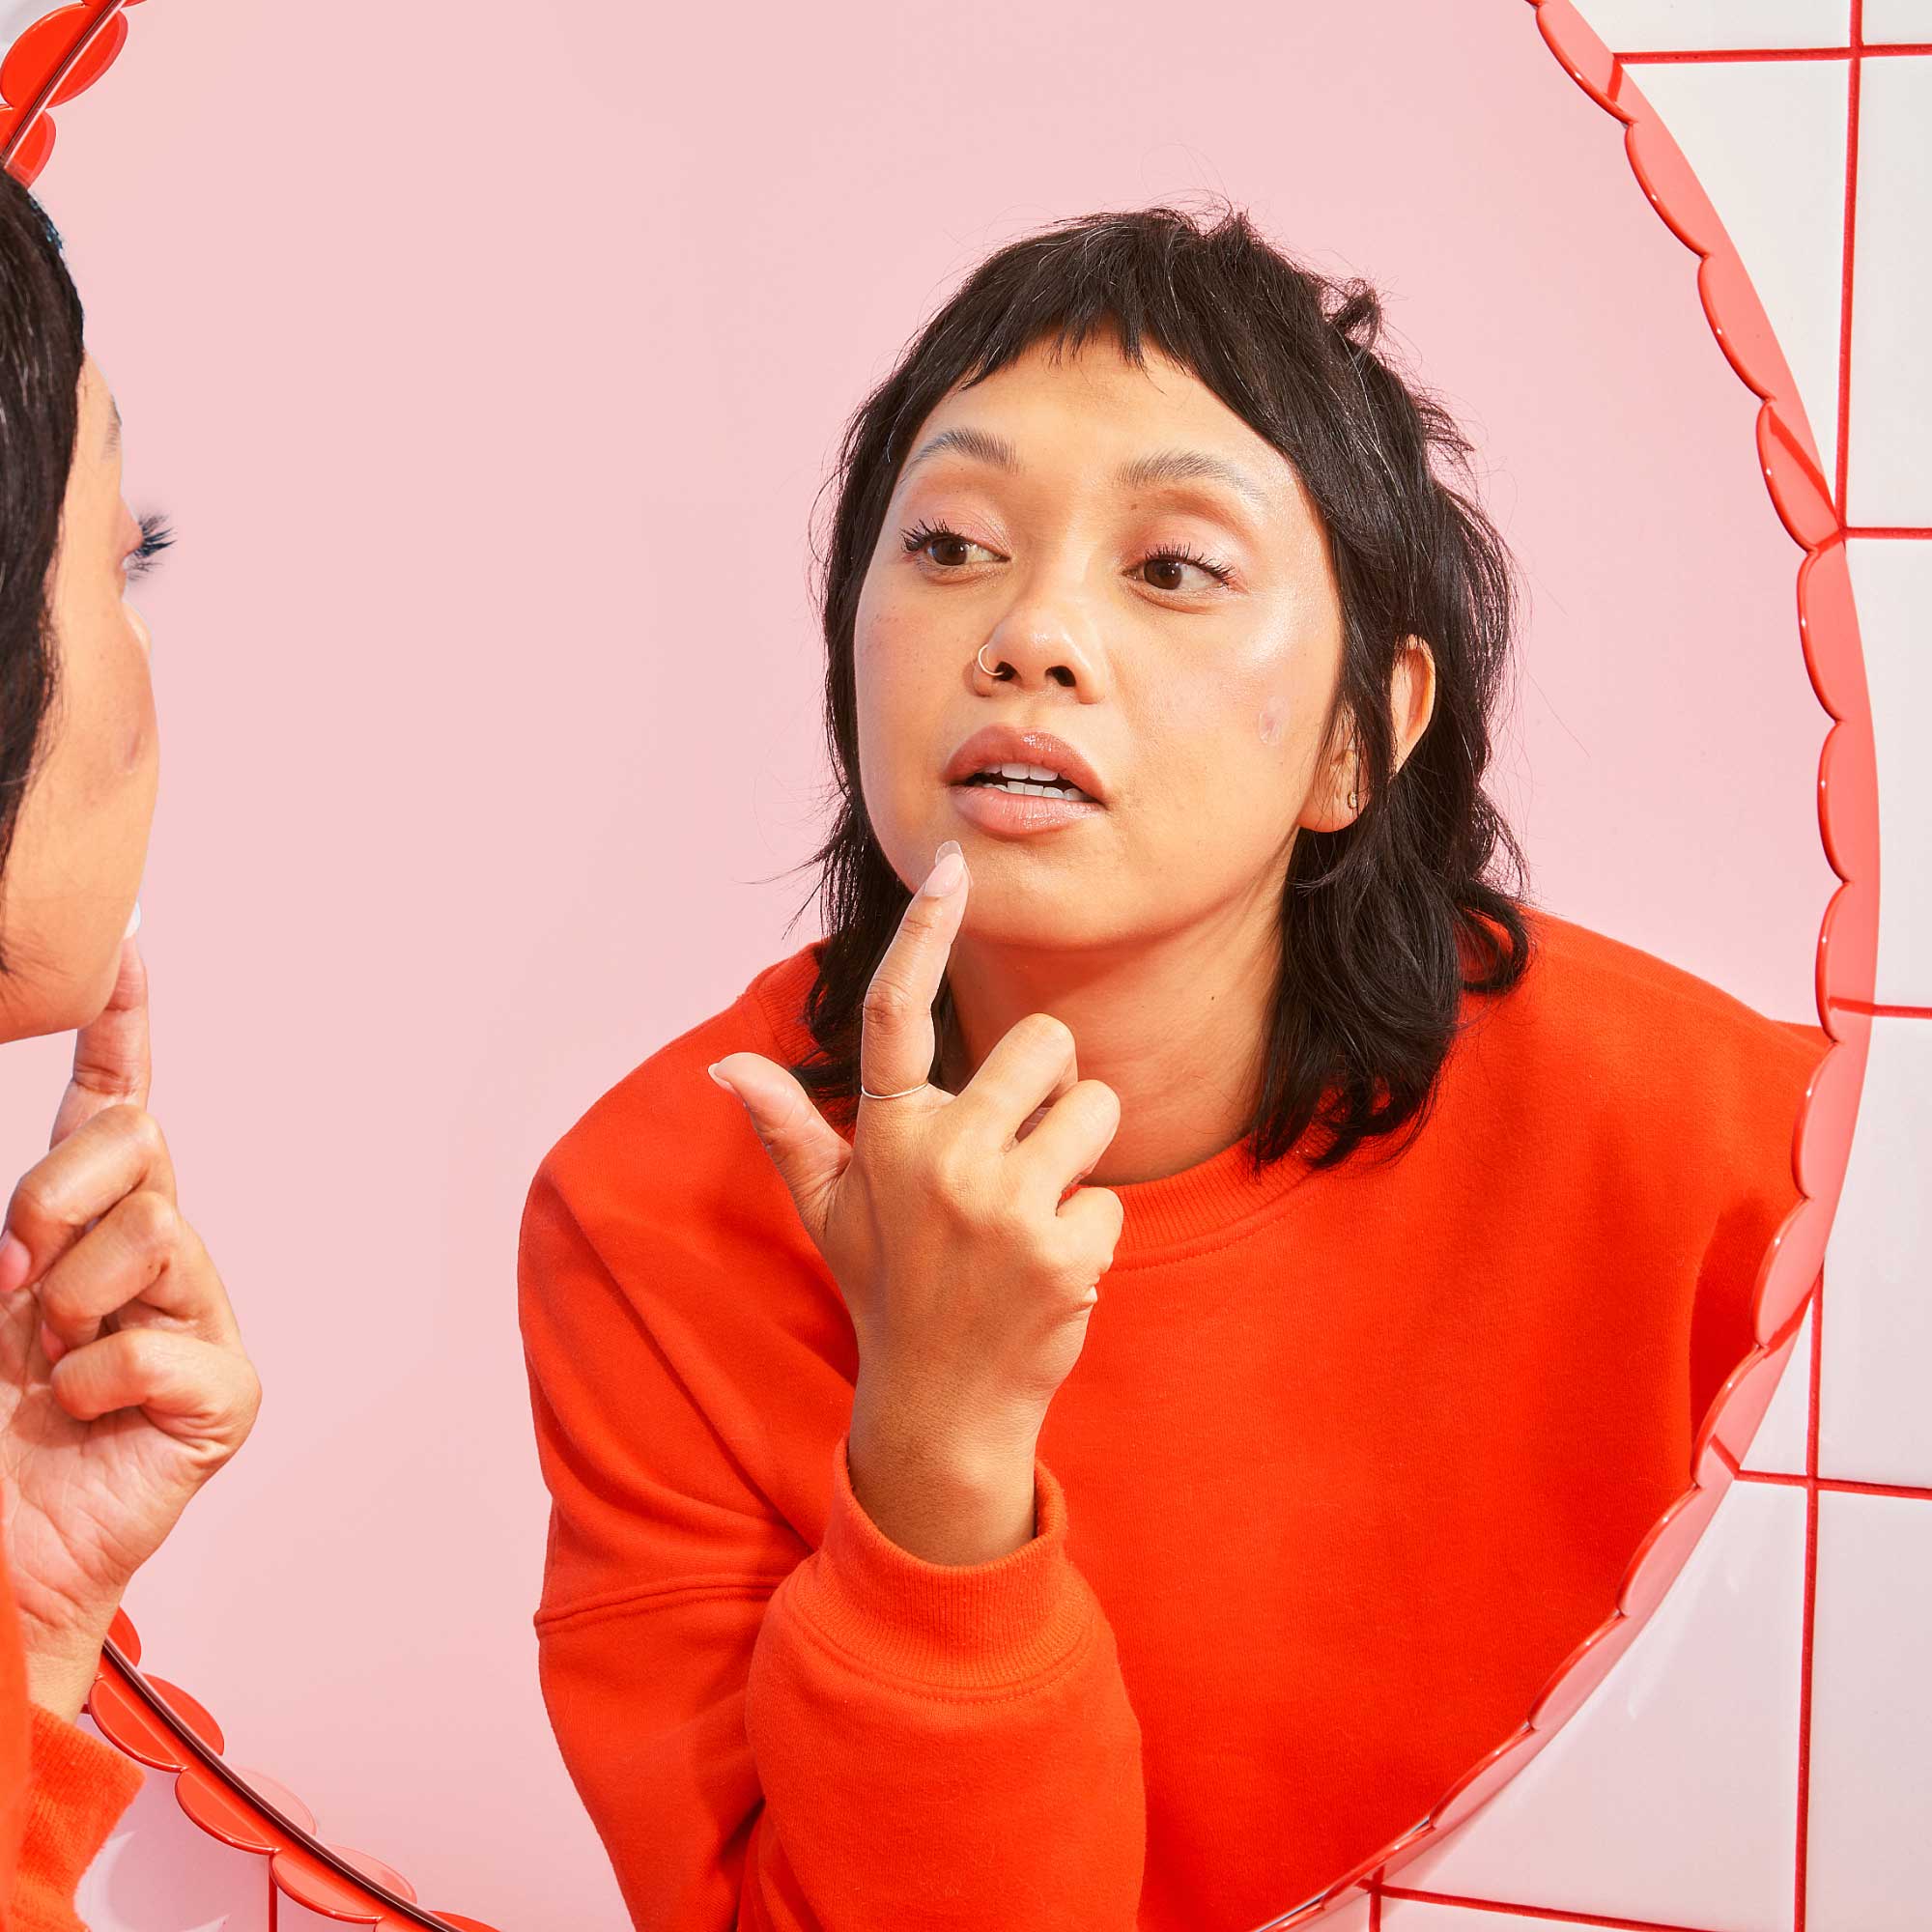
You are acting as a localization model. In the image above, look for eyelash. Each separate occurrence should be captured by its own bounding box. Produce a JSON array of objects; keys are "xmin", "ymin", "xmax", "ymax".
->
[
  {"xmin": 899, "ymin": 517, "xmax": 1236, "ymax": 591},
  {"xmin": 125, "ymin": 511, "xmax": 176, "ymax": 581}
]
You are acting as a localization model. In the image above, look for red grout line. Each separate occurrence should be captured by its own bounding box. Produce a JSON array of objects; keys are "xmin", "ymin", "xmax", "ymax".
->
[
  {"xmin": 1833, "ymin": 998, "xmax": 1932, "ymax": 1017},
  {"xmin": 1793, "ymin": 1176, "xmax": 1832, "ymax": 1931},
  {"xmin": 1376, "ymin": 1884, "xmax": 1724, "ymax": 1929},
  {"xmin": 1841, "ymin": 526, "xmax": 1932, "ymax": 537},
  {"xmin": 1613, "ymin": 43, "xmax": 1932, "ymax": 63},
  {"xmin": 1739, "ymin": 1466, "xmax": 1932, "ymax": 1501},
  {"xmin": 1834, "ymin": 2, "xmax": 1866, "ymax": 518}
]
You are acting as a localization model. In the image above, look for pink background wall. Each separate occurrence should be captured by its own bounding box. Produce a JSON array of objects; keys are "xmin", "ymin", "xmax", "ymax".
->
[{"xmin": 2, "ymin": 0, "xmax": 1835, "ymax": 1923}]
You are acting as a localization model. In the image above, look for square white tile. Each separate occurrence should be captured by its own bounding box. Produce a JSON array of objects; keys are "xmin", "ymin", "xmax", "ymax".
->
[
  {"xmin": 1863, "ymin": 2, "xmax": 1932, "ymax": 41},
  {"xmin": 1843, "ymin": 541, "xmax": 1932, "ymax": 1006},
  {"xmin": 1805, "ymin": 1490, "xmax": 1932, "ymax": 1929},
  {"xmin": 1846, "ymin": 53, "xmax": 1932, "ymax": 524},
  {"xmin": 1630, "ymin": 54, "xmax": 1850, "ymax": 470},
  {"xmin": 1818, "ymin": 1017, "xmax": 1932, "ymax": 1484},
  {"xmin": 1384, "ymin": 1904, "xmax": 1586, "ymax": 1930},
  {"xmin": 1573, "ymin": 2, "xmax": 1852, "ymax": 49},
  {"xmin": 1393, "ymin": 1480, "xmax": 1806, "ymax": 1932}
]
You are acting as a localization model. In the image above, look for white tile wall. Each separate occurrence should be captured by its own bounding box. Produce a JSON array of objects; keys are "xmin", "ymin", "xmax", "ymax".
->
[
  {"xmin": 1846, "ymin": 54, "xmax": 1932, "ymax": 523},
  {"xmin": 1843, "ymin": 539, "xmax": 1932, "ymax": 1005},
  {"xmin": 1865, "ymin": 2, "xmax": 1932, "ymax": 46},
  {"xmin": 1804, "ymin": 1491, "xmax": 1932, "ymax": 1930},
  {"xmin": 1574, "ymin": 2, "xmax": 1851, "ymax": 49},
  {"xmin": 1383, "ymin": 1904, "xmax": 1583, "ymax": 1931},
  {"xmin": 1818, "ymin": 1016, "xmax": 1932, "ymax": 1482}
]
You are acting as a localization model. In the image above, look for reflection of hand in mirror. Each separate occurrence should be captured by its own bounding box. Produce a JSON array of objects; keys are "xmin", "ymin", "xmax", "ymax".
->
[
  {"xmin": 710, "ymin": 838, "xmax": 1123, "ymax": 1567},
  {"xmin": 0, "ymin": 931, "xmax": 261, "ymax": 1726}
]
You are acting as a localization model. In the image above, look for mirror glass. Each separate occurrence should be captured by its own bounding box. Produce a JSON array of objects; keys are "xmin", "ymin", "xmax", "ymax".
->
[{"xmin": 1, "ymin": 0, "xmax": 1843, "ymax": 1924}]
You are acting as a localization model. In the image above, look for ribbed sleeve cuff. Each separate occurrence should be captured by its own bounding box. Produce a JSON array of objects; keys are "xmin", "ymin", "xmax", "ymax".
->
[
  {"xmin": 14, "ymin": 1703, "xmax": 145, "ymax": 1915},
  {"xmin": 776, "ymin": 1432, "xmax": 1097, "ymax": 1690}
]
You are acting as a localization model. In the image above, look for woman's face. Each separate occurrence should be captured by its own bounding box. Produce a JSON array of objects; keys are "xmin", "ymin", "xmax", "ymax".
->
[
  {"xmin": 854, "ymin": 327, "xmax": 1434, "ymax": 954},
  {"xmin": 0, "ymin": 353, "xmax": 159, "ymax": 1041}
]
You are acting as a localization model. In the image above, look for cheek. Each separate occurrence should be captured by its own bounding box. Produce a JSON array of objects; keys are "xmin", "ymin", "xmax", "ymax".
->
[
  {"xmin": 109, "ymin": 656, "xmax": 158, "ymax": 777},
  {"xmin": 118, "ymin": 705, "xmax": 154, "ymax": 777},
  {"xmin": 1257, "ymin": 696, "xmax": 1287, "ymax": 748}
]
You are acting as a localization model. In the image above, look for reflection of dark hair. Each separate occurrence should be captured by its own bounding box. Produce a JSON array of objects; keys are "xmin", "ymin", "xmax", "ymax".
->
[
  {"xmin": 780, "ymin": 198, "xmax": 1533, "ymax": 1174},
  {"xmin": 0, "ymin": 166, "xmax": 86, "ymax": 976}
]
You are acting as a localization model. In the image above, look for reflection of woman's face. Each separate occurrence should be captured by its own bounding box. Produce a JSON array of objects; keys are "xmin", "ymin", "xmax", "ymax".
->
[
  {"xmin": 0, "ymin": 353, "xmax": 159, "ymax": 1041},
  {"xmin": 854, "ymin": 327, "xmax": 1377, "ymax": 957}
]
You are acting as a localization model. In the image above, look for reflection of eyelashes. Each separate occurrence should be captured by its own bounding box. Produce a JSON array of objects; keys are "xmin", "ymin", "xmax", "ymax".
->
[
  {"xmin": 126, "ymin": 510, "xmax": 176, "ymax": 579},
  {"xmin": 900, "ymin": 515, "xmax": 1236, "ymax": 589}
]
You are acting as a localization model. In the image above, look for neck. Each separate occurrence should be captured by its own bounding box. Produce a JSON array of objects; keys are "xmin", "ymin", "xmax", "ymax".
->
[{"xmin": 935, "ymin": 890, "xmax": 1283, "ymax": 1186}]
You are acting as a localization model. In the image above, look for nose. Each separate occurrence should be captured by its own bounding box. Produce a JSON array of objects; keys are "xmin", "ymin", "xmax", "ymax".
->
[{"xmin": 974, "ymin": 611, "xmax": 1105, "ymax": 696}]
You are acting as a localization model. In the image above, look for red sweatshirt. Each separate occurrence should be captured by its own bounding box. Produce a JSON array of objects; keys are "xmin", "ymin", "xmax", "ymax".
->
[
  {"xmin": 0, "ymin": 1536, "xmax": 147, "ymax": 1930},
  {"xmin": 518, "ymin": 907, "xmax": 1823, "ymax": 1931}
]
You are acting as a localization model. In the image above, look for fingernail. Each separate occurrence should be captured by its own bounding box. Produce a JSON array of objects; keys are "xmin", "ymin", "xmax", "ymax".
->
[
  {"xmin": 706, "ymin": 1063, "xmax": 737, "ymax": 1096},
  {"xmin": 0, "ymin": 1234, "xmax": 29, "ymax": 1296},
  {"xmin": 923, "ymin": 844, "xmax": 964, "ymax": 896},
  {"xmin": 39, "ymin": 1322, "xmax": 66, "ymax": 1367}
]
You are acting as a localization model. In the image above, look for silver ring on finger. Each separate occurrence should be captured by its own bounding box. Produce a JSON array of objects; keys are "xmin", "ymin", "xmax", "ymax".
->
[{"xmin": 859, "ymin": 1080, "xmax": 927, "ymax": 1100}]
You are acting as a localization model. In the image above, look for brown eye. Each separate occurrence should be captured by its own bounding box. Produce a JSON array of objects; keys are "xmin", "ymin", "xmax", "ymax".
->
[
  {"xmin": 1138, "ymin": 543, "xmax": 1234, "ymax": 592},
  {"xmin": 901, "ymin": 519, "xmax": 994, "ymax": 570}
]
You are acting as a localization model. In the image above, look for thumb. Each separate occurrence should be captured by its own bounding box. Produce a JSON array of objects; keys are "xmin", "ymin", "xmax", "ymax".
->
[
  {"xmin": 52, "ymin": 932, "xmax": 152, "ymax": 1149},
  {"xmin": 707, "ymin": 1053, "xmax": 851, "ymax": 1239}
]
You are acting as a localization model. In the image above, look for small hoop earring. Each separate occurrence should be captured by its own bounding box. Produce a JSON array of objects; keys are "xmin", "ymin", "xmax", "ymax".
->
[
  {"xmin": 976, "ymin": 643, "xmax": 1007, "ymax": 680},
  {"xmin": 1347, "ymin": 788, "xmax": 1360, "ymax": 812}
]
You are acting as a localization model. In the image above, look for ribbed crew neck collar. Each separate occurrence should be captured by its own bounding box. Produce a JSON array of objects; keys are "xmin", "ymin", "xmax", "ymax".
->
[{"xmin": 749, "ymin": 943, "xmax": 1328, "ymax": 1266}]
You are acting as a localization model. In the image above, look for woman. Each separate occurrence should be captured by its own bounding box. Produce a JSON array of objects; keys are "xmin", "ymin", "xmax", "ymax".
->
[
  {"xmin": 518, "ymin": 203, "xmax": 1823, "ymax": 1928},
  {"xmin": 0, "ymin": 168, "xmax": 261, "ymax": 1926}
]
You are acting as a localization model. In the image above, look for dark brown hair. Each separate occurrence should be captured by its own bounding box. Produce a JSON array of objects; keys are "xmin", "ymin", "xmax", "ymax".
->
[
  {"xmin": 780, "ymin": 198, "xmax": 1533, "ymax": 1175},
  {"xmin": 0, "ymin": 164, "xmax": 87, "ymax": 975}
]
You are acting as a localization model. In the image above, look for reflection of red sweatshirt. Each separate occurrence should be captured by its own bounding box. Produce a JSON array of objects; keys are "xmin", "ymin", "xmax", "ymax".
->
[
  {"xmin": 0, "ymin": 1541, "xmax": 146, "ymax": 1930},
  {"xmin": 518, "ymin": 908, "xmax": 1824, "ymax": 1931}
]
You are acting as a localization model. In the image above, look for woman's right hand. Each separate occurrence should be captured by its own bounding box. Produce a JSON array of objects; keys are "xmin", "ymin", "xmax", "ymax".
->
[
  {"xmin": 0, "ymin": 934, "xmax": 261, "ymax": 1720},
  {"xmin": 709, "ymin": 838, "xmax": 1123, "ymax": 1563}
]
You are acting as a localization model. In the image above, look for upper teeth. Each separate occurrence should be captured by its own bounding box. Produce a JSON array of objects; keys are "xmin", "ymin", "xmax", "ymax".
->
[{"xmin": 984, "ymin": 762, "xmax": 1066, "ymax": 783}]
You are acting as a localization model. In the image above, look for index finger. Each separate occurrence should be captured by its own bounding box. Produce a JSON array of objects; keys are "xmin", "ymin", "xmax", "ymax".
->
[
  {"xmin": 858, "ymin": 841, "xmax": 969, "ymax": 1109},
  {"xmin": 52, "ymin": 933, "xmax": 152, "ymax": 1150}
]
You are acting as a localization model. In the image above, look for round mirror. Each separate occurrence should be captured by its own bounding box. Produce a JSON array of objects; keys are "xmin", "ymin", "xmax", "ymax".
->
[{"xmin": 0, "ymin": 0, "xmax": 1872, "ymax": 1926}]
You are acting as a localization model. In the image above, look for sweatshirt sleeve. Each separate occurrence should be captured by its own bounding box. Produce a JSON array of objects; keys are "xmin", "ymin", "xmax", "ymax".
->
[
  {"xmin": 5, "ymin": 1705, "xmax": 145, "ymax": 1932},
  {"xmin": 518, "ymin": 1156, "xmax": 1146, "ymax": 1931}
]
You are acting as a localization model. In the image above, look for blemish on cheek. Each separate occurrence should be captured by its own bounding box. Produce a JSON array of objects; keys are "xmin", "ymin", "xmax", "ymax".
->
[{"xmin": 1257, "ymin": 697, "xmax": 1287, "ymax": 748}]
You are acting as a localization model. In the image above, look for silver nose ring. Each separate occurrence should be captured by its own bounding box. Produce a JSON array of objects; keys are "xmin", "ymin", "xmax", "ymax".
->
[{"xmin": 976, "ymin": 642, "xmax": 1008, "ymax": 679}]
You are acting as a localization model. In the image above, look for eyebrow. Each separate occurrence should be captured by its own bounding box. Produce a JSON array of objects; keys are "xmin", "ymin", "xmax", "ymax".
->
[
  {"xmin": 899, "ymin": 424, "xmax": 1272, "ymax": 517},
  {"xmin": 104, "ymin": 395, "xmax": 123, "ymax": 455}
]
